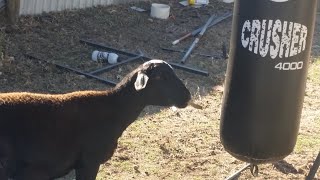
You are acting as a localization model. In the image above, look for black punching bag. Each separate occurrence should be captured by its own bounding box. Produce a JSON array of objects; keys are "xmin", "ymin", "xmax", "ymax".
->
[{"xmin": 220, "ymin": 0, "xmax": 318, "ymax": 164}]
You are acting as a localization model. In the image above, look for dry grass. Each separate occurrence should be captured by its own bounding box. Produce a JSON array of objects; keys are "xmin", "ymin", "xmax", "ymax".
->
[
  {"xmin": 295, "ymin": 59, "xmax": 320, "ymax": 154},
  {"xmin": 0, "ymin": 1, "xmax": 319, "ymax": 179},
  {"xmin": 91, "ymin": 60, "xmax": 320, "ymax": 180}
]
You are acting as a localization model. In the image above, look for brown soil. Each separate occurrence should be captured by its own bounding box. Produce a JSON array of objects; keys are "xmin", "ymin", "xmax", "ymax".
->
[{"xmin": 0, "ymin": 1, "xmax": 319, "ymax": 179}]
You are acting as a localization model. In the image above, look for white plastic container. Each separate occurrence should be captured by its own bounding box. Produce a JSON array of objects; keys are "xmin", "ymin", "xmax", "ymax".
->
[
  {"xmin": 150, "ymin": 3, "xmax": 170, "ymax": 19},
  {"xmin": 91, "ymin": 50, "xmax": 119, "ymax": 64},
  {"xmin": 222, "ymin": 0, "xmax": 234, "ymax": 3},
  {"xmin": 188, "ymin": 0, "xmax": 209, "ymax": 5}
]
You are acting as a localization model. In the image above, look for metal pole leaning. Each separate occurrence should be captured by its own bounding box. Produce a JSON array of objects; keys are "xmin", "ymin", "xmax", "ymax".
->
[
  {"xmin": 306, "ymin": 151, "xmax": 320, "ymax": 180},
  {"xmin": 172, "ymin": 12, "xmax": 232, "ymax": 45},
  {"xmin": 225, "ymin": 164, "xmax": 251, "ymax": 180},
  {"xmin": 180, "ymin": 15, "xmax": 215, "ymax": 64}
]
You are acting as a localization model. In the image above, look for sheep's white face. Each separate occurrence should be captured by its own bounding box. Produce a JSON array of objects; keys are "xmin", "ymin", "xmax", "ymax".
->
[{"xmin": 134, "ymin": 60, "xmax": 191, "ymax": 108}]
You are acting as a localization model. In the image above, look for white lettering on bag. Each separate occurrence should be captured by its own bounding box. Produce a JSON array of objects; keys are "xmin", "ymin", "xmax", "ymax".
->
[{"xmin": 241, "ymin": 19, "xmax": 308, "ymax": 59}]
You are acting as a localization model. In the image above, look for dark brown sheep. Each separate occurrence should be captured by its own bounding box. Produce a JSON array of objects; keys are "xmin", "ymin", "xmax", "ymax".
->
[{"xmin": 0, "ymin": 60, "xmax": 191, "ymax": 180}]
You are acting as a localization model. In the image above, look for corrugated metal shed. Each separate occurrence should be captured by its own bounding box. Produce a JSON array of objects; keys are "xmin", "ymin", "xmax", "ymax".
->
[{"xmin": 19, "ymin": 0, "xmax": 139, "ymax": 15}]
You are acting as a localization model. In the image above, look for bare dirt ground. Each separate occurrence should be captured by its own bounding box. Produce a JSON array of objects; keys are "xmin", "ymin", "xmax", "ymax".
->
[{"xmin": 0, "ymin": 1, "xmax": 319, "ymax": 179}]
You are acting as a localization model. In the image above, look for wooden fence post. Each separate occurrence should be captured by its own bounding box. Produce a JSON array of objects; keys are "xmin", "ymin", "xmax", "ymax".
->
[{"xmin": 7, "ymin": 0, "xmax": 20, "ymax": 24}]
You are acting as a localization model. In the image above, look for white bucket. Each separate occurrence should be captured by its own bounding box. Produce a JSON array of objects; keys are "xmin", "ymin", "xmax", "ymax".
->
[{"xmin": 150, "ymin": 3, "xmax": 170, "ymax": 19}]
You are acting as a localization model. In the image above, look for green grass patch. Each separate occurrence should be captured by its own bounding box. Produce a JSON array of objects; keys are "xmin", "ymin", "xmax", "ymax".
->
[
  {"xmin": 110, "ymin": 160, "xmax": 134, "ymax": 172},
  {"xmin": 294, "ymin": 61, "xmax": 320, "ymax": 153},
  {"xmin": 295, "ymin": 134, "xmax": 320, "ymax": 153},
  {"xmin": 295, "ymin": 117, "xmax": 320, "ymax": 153},
  {"xmin": 308, "ymin": 58, "xmax": 320, "ymax": 83}
]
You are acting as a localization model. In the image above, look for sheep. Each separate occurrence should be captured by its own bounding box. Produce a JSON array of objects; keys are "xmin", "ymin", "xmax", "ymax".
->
[{"xmin": 0, "ymin": 59, "xmax": 192, "ymax": 180}]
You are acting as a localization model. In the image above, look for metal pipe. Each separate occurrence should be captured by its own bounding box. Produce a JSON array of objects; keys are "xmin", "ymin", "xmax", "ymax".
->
[
  {"xmin": 169, "ymin": 62, "xmax": 209, "ymax": 76},
  {"xmin": 172, "ymin": 12, "xmax": 232, "ymax": 45},
  {"xmin": 80, "ymin": 39, "xmax": 137, "ymax": 57},
  {"xmin": 25, "ymin": 54, "xmax": 117, "ymax": 86},
  {"xmin": 225, "ymin": 164, "xmax": 251, "ymax": 180},
  {"xmin": 89, "ymin": 54, "xmax": 143, "ymax": 75},
  {"xmin": 181, "ymin": 15, "xmax": 215, "ymax": 64},
  {"xmin": 80, "ymin": 39, "xmax": 209, "ymax": 76},
  {"xmin": 161, "ymin": 47, "xmax": 221, "ymax": 59},
  {"xmin": 306, "ymin": 151, "xmax": 320, "ymax": 180}
]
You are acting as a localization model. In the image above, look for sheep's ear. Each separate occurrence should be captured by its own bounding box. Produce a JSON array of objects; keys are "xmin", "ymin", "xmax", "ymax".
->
[{"xmin": 134, "ymin": 72, "xmax": 149, "ymax": 91}]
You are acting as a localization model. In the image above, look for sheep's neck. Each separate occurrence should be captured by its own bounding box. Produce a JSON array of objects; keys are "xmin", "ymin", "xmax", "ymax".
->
[{"xmin": 110, "ymin": 86, "xmax": 146, "ymax": 136}]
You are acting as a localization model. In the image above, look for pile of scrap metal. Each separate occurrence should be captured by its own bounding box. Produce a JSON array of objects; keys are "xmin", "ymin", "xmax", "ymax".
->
[
  {"xmin": 170, "ymin": 12, "xmax": 232, "ymax": 64},
  {"xmin": 25, "ymin": 11, "xmax": 232, "ymax": 87}
]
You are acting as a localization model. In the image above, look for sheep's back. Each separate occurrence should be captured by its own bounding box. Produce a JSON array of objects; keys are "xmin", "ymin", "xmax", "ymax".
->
[{"xmin": 0, "ymin": 91, "xmax": 108, "ymax": 134}]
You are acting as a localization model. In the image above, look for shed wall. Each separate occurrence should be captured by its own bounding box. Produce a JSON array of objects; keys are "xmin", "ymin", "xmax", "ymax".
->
[{"xmin": 19, "ymin": 0, "xmax": 141, "ymax": 15}]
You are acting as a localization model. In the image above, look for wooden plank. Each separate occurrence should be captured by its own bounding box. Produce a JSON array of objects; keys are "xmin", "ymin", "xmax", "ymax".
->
[{"xmin": 7, "ymin": 0, "xmax": 20, "ymax": 24}]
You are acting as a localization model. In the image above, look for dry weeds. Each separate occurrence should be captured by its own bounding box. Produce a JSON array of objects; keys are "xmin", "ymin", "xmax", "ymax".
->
[{"xmin": 0, "ymin": 1, "xmax": 319, "ymax": 179}]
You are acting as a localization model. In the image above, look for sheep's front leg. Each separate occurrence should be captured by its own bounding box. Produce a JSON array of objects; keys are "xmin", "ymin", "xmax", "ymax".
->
[{"xmin": 75, "ymin": 163, "xmax": 100, "ymax": 180}]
